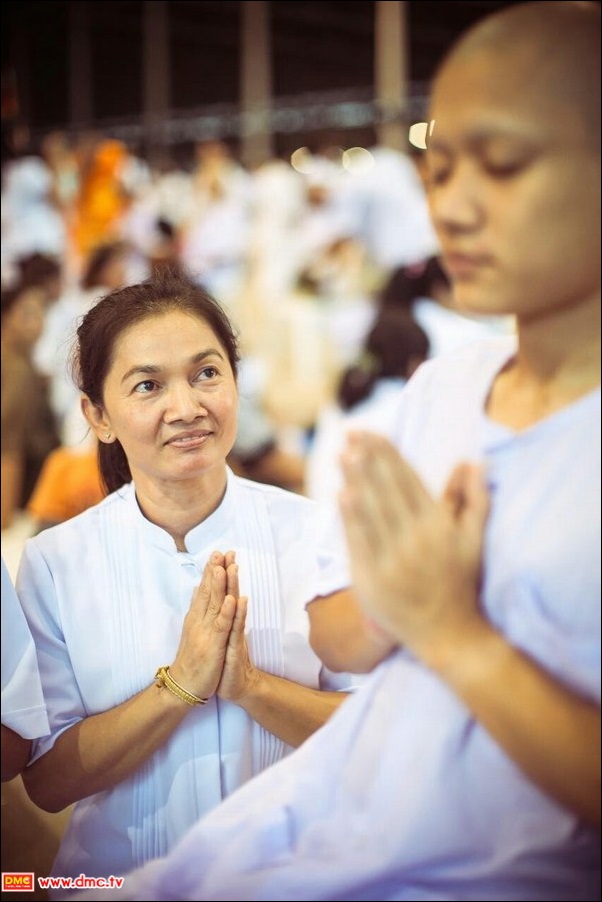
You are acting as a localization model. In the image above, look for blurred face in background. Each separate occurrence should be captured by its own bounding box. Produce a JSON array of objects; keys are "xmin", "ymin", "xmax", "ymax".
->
[
  {"xmin": 1, "ymin": 287, "xmax": 46, "ymax": 352},
  {"xmin": 99, "ymin": 251, "xmax": 129, "ymax": 291}
]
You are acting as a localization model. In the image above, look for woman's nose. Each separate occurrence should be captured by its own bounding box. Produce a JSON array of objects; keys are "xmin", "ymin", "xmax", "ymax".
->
[
  {"xmin": 165, "ymin": 384, "xmax": 207, "ymax": 422},
  {"xmin": 430, "ymin": 164, "xmax": 483, "ymax": 233}
]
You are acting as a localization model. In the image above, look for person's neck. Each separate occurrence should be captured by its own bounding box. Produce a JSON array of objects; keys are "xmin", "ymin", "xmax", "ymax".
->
[
  {"xmin": 487, "ymin": 294, "xmax": 600, "ymax": 430},
  {"xmin": 132, "ymin": 467, "xmax": 228, "ymax": 552}
]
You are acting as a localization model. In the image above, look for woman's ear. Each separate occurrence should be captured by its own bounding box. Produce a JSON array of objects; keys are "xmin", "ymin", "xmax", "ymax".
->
[{"xmin": 81, "ymin": 395, "xmax": 114, "ymax": 443}]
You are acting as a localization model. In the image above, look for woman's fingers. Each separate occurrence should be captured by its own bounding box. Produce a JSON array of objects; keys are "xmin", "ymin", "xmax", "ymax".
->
[
  {"xmin": 230, "ymin": 596, "xmax": 247, "ymax": 637},
  {"xmin": 226, "ymin": 561, "xmax": 240, "ymax": 601},
  {"xmin": 187, "ymin": 554, "xmax": 217, "ymax": 616},
  {"xmin": 340, "ymin": 432, "xmax": 433, "ymax": 555},
  {"xmin": 206, "ymin": 565, "xmax": 227, "ymax": 620},
  {"xmin": 444, "ymin": 463, "xmax": 489, "ymax": 532}
]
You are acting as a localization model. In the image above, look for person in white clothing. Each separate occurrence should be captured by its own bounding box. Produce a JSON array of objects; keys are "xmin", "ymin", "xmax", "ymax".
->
[
  {"xmin": 33, "ymin": 239, "xmax": 134, "ymax": 444},
  {"xmin": 64, "ymin": 2, "xmax": 601, "ymax": 900},
  {"xmin": 16, "ymin": 269, "xmax": 356, "ymax": 881},
  {"xmin": 379, "ymin": 255, "xmax": 514, "ymax": 359},
  {"xmin": 305, "ymin": 307, "xmax": 429, "ymax": 504},
  {"xmin": 1, "ymin": 556, "xmax": 49, "ymax": 781}
]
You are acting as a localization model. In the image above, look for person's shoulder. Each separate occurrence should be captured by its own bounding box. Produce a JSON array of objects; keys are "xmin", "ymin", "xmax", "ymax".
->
[
  {"xmin": 394, "ymin": 336, "xmax": 517, "ymax": 446},
  {"xmin": 233, "ymin": 473, "xmax": 315, "ymax": 507},
  {"xmin": 25, "ymin": 485, "xmax": 130, "ymax": 551},
  {"xmin": 430, "ymin": 333, "xmax": 516, "ymax": 368},
  {"xmin": 409, "ymin": 335, "xmax": 517, "ymax": 391},
  {"xmin": 231, "ymin": 473, "xmax": 342, "ymax": 554},
  {"xmin": 232, "ymin": 474, "xmax": 321, "ymax": 524}
]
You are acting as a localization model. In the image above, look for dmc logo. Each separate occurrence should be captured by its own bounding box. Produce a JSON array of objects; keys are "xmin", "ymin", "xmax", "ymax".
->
[{"xmin": 2, "ymin": 873, "xmax": 34, "ymax": 891}]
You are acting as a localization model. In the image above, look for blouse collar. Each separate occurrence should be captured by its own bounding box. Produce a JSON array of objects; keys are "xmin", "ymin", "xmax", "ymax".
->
[{"xmin": 121, "ymin": 468, "xmax": 237, "ymax": 554}]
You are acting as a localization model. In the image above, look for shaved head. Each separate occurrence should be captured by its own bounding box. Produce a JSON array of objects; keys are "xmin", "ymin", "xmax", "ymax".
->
[{"xmin": 437, "ymin": 2, "xmax": 600, "ymax": 148}]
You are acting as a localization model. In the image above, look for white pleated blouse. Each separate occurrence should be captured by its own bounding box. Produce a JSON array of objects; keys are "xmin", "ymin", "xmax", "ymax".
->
[{"xmin": 17, "ymin": 471, "xmax": 352, "ymax": 879}]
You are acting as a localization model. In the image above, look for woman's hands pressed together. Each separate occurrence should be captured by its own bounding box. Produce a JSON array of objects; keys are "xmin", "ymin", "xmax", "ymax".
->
[
  {"xmin": 169, "ymin": 551, "xmax": 243, "ymax": 703},
  {"xmin": 339, "ymin": 431, "xmax": 491, "ymax": 669},
  {"xmin": 216, "ymin": 555, "xmax": 258, "ymax": 703}
]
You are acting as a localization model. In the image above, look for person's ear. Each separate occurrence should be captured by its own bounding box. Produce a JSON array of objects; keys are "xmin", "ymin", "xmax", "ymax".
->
[{"xmin": 81, "ymin": 395, "xmax": 115, "ymax": 443}]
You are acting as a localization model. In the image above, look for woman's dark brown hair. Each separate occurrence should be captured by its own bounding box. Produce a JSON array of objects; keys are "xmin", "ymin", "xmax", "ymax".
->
[
  {"xmin": 338, "ymin": 309, "xmax": 429, "ymax": 411},
  {"xmin": 378, "ymin": 256, "xmax": 450, "ymax": 313}
]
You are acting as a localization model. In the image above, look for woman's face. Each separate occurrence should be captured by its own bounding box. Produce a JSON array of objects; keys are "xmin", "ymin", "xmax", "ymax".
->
[
  {"xmin": 85, "ymin": 310, "xmax": 238, "ymax": 489},
  {"xmin": 425, "ymin": 46, "xmax": 601, "ymax": 322}
]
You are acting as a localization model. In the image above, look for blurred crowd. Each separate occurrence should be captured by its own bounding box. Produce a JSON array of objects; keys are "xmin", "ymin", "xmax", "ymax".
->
[{"xmin": 1, "ymin": 125, "xmax": 512, "ymax": 535}]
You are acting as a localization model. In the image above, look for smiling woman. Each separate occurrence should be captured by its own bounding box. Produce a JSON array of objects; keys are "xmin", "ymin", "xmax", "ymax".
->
[
  {"xmin": 15, "ymin": 268, "xmax": 358, "ymax": 882},
  {"xmin": 81, "ymin": 308, "xmax": 240, "ymax": 538},
  {"xmin": 74, "ymin": 271, "xmax": 241, "ymax": 512}
]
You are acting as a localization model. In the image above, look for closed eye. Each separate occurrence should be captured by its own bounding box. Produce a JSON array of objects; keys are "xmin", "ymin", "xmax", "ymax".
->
[
  {"xmin": 426, "ymin": 167, "xmax": 451, "ymax": 188},
  {"xmin": 483, "ymin": 160, "xmax": 525, "ymax": 178}
]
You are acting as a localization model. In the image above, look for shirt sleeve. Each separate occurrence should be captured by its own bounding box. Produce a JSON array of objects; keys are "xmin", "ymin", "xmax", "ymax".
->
[
  {"xmin": 309, "ymin": 500, "xmax": 352, "ymax": 599},
  {"xmin": 15, "ymin": 540, "xmax": 87, "ymax": 760},
  {"xmin": 1, "ymin": 557, "xmax": 50, "ymax": 740}
]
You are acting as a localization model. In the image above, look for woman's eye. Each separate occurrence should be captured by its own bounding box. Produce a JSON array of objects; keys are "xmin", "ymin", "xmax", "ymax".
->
[
  {"xmin": 486, "ymin": 165, "xmax": 517, "ymax": 178},
  {"xmin": 197, "ymin": 366, "xmax": 218, "ymax": 381},
  {"xmin": 484, "ymin": 159, "xmax": 525, "ymax": 178},
  {"xmin": 134, "ymin": 380, "xmax": 157, "ymax": 394},
  {"xmin": 426, "ymin": 168, "xmax": 450, "ymax": 188}
]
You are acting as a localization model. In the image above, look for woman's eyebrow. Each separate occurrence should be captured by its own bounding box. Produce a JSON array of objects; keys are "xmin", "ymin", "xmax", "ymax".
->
[{"xmin": 120, "ymin": 349, "xmax": 225, "ymax": 385}]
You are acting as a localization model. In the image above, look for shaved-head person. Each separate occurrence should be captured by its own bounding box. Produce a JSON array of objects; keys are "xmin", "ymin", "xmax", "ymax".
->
[{"xmin": 70, "ymin": 4, "xmax": 600, "ymax": 900}]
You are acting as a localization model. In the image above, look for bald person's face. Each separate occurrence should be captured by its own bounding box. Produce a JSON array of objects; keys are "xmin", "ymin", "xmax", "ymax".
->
[{"xmin": 425, "ymin": 44, "xmax": 600, "ymax": 323}]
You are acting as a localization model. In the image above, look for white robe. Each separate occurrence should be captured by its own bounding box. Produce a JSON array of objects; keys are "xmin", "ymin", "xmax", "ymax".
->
[
  {"xmin": 68, "ymin": 339, "xmax": 600, "ymax": 901},
  {"xmin": 16, "ymin": 471, "xmax": 352, "ymax": 879},
  {"xmin": 1, "ymin": 557, "xmax": 49, "ymax": 740},
  {"xmin": 306, "ymin": 378, "xmax": 407, "ymax": 505}
]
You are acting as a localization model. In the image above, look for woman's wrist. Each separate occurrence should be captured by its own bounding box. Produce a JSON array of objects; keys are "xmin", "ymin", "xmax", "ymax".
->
[{"xmin": 154, "ymin": 665, "xmax": 210, "ymax": 707}]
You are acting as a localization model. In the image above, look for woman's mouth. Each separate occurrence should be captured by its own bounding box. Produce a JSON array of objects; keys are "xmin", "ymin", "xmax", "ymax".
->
[{"xmin": 165, "ymin": 431, "xmax": 211, "ymax": 448}]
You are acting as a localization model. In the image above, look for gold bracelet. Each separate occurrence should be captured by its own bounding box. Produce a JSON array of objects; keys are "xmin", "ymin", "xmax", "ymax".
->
[{"xmin": 154, "ymin": 666, "xmax": 209, "ymax": 706}]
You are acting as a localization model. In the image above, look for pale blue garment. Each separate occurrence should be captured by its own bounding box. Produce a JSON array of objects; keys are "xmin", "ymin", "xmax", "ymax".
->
[
  {"xmin": 306, "ymin": 378, "xmax": 407, "ymax": 505},
  {"xmin": 16, "ymin": 470, "xmax": 352, "ymax": 880},
  {"xmin": 70, "ymin": 338, "xmax": 600, "ymax": 901},
  {"xmin": 1, "ymin": 556, "xmax": 49, "ymax": 739},
  {"xmin": 412, "ymin": 297, "xmax": 515, "ymax": 360}
]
